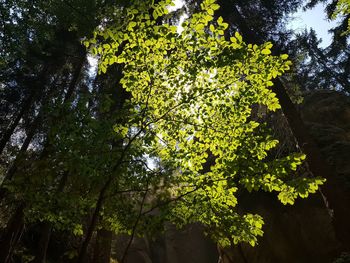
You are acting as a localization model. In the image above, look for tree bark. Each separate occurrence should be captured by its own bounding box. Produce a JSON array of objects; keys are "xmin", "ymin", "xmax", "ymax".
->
[
  {"xmin": 26, "ymin": 54, "xmax": 86, "ymax": 263},
  {"xmin": 0, "ymin": 52, "xmax": 87, "ymax": 263},
  {"xmin": 30, "ymin": 222, "xmax": 52, "ymax": 263},
  {"xmin": 0, "ymin": 64, "xmax": 50, "ymax": 155},
  {"xmin": 0, "ymin": 115, "xmax": 41, "ymax": 201},
  {"xmin": 0, "ymin": 93, "xmax": 34, "ymax": 155},
  {"xmin": 0, "ymin": 53, "xmax": 86, "ymax": 201},
  {"xmin": 76, "ymin": 63, "xmax": 129, "ymax": 263},
  {"xmin": 0, "ymin": 203, "xmax": 25, "ymax": 263},
  {"xmin": 31, "ymin": 172, "xmax": 69, "ymax": 263},
  {"xmin": 271, "ymin": 79, "xmax": 350, "ymax": 249},
  {"xmin": 76, "ymin": 179, "xmax": 110, "ymax": 263},
  {"xmin": 92, "ymin": 228, "xmax": 113, "ymax": 263},
  {"xmin": 63, "ymin": 51, "xmax": 86, "ymax": 103}
]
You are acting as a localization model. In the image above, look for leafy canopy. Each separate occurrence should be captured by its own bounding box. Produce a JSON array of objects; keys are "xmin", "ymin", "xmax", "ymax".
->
[{"xmin": 85, "ymin": 0, "xmax": 325, "ymax": 247}]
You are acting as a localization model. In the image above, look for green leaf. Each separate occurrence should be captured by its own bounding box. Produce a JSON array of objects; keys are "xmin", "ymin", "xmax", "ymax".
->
[
  {"xmin": 235, "ymin": 31, "xmax": 242, "ymax": 42},
  {"xmin": 211, "ymin": 4, "xmax": 220, "ymax": 10},
  {"xmin": 153, "ymin": 9, "xmax": 159, "ymax": 19},
  {"xmin": 261, "ymin": 49, "xmax": 271, "ymax": 55},
  {"xmin": 195, "ymin": 23, "xmax": 205, "ymax": 31},
  {"xmin": 210, "ymin": 24, "xmax": 215, "ymax": 32},
  {"xmin": 100, "ymin": 65, "xmax": 106, "ymax": 73},
  {"xmin": 129, "ymin": 21, "xmax": 137, "ymax": 28},
  {"xmin": 281, "ymin": 54, "xmax": 289, "ymax": 60}
]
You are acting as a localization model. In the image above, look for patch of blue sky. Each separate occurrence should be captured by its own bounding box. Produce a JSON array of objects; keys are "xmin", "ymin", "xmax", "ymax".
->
[{"xmin": 287, "ymin": 2, "xmax": 341, "ymax": 48}]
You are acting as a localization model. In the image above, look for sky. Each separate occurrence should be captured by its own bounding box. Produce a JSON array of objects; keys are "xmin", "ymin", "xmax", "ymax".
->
[{"xmin": 287, "ymin": 2, "xmax": 339, "ymax": 48}]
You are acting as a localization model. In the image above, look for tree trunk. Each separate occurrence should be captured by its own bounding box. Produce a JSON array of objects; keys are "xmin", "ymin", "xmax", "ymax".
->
[
  {"xmin": 0, "ymin": 203, "xmax": 25, "ymax": 263},
  {"xmin": 92, "ymin": 228, "xmax": 113, "ymax": 263},
  {"xmin": 0, "ymin": 115, "xmax": 41, "ymax": 201},
  {"xmin": 30, "ymin": 222, "xmax": 52, "ymax": 263},
  {"xmin": 271, "ymin": 79, "xmax": 350, "ymax": 248},
  {"xmin": 63, "ymin": 52, "xmax": 86, "ymax": 103},
  {"xmin": 31, "ymin": 172, "xmax": 69, "ymax": 263},
  {"xmin": 76, "ymin": 63, "xmax": 127, "ymax": 263},
  {"xmin": 76, "ymin": 179, "xmax": 110, "ymax": 263},
  {"xmin": 0, "ymin": 64, "xmax": 50, "ymax": 155},
  {"xmin": 0, "ymin": 52, "xmax": 87, "ymax": 263},
  {"xmin": 0, "ymin": 53, "xmax": 86, "ymax": 201},
  {"xmin": 0, "ymin": 94, "xmax": 34, "ymax": 155}
]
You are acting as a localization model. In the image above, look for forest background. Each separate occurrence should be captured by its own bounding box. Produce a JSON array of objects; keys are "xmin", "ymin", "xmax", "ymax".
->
[{"xmin": 0, "ymin": 0, "xmax": 350, "ymax": 262}]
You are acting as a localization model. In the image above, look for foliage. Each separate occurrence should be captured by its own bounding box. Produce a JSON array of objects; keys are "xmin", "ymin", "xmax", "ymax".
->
[
  {"xmin": 85, "ymin": 0, "xmax": 325, "ymax": 247},
  {"xmin": 333, "ymin": 0, "xmax": 350, "ymax": 35}
]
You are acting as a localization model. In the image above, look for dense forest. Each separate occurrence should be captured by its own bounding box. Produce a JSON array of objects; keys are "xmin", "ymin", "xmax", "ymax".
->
[{"xmin": 0, "ymin": 0, "xmax": 349, "ymax": 262}]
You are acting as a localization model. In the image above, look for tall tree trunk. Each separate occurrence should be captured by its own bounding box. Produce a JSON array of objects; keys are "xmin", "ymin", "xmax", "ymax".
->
[
  {"xmin": 76, "ymin": 64, "xmax": 128, "ymax": 263},
  {"xmin": 63, "ymin": 52, "xmax": 86, "ymax": 103},
  {"xmin": 76, "ymin": 179, "xmax": 110, "ymax": 263},
  {"xmin": 31, "ymin": 172, "xmax": 69, "ymax": 263},
  {"xmin": 92, "ymin": 228, "xmax": 113, "ymax": 263},
  {"xmin": 0, "ymin": 53, "xmax": 86, "ymax": 200},
  {"xmin": 216, "ymin": 1, "xmax": 350, "ymax": 249},
  {"xmin": 0, "ymin": 72, "xmax": 51, "ymax": 261},
  {"xmin": 0, "ymin": 64, "xmax": 50, "ymax": 155},
  {"xmin": 28, "ymin": 54, "xmax": 86, "ymax": 263},
  {"xmin": 0, "ymin": 203, "xmax": 25, "ymax": 263},
  {"xmin": 0, "ymin": 94, "xmax": 34, "ymax": 155},
  {"xmin": 0, "ymin": 114, "xmax": 41, "ymax": 201},
  {"xmin": 31, "ymin": 222, "xmax": 52, "ymax": 263},
  {"xmin": 0, "ymin": 52, "xmax": 87, "ymax": 263},
  {"xmin": 271, "ymin": 79, "xmax": 350, "ymax": 248}
]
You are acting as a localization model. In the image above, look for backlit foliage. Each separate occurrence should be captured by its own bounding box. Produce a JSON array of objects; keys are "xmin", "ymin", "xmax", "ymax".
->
[
  {"xmin": 85, "ymin": 0, "xmax": 325, "ymax": 247},
  {"xmin": 333, "ymin": 0, "xmax": 350, "ymax": 35}
]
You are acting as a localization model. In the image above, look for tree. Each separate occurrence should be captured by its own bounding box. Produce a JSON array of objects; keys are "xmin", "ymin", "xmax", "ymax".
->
[
  {"xmin": 0, "ymin": 0, "xmax": 107, "ymax": 261},
  {"xmin": 86, "ymin": 0, "xmax": 324, "ymax": 249},
  {"xmin": 1, "ymin": 0, "xmax": 343, "ymax": 262},
  {"xmin": 333, "ymin": 0, "xmax": 350, "ymax": 34}
]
